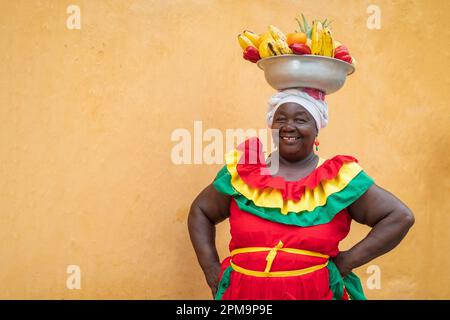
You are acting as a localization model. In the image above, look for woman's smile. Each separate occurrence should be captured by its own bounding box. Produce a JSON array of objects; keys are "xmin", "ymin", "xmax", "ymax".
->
[{"xmin": 280, "ymin": 135, "xmax": 301, "ymax": 144}]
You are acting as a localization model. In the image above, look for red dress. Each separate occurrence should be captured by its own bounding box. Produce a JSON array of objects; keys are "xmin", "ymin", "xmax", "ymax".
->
[{"xmin": 213, "ymin": 137, "xmax": 374, "ymax": 300}]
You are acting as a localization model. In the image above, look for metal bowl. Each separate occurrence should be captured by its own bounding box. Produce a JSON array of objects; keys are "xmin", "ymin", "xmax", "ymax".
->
[{"xmin": 256, "ymin": 54, "xmax": 355, "ymax": 94}]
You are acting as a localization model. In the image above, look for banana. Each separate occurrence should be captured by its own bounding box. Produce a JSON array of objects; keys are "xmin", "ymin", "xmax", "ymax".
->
[
  {"xmin": 268, "ymin": 42, "xmax": 280, "ymax": 56},
  {"xmin": 275, "ymin": 39, "xmax": 292, "ymax": 54},
  {"xmin": 259, "ymin": 38, "xmax": 273, "ymax": 58},
  {"xmin": 259, "ymin": 31, "xmax": 272, "ymax": 43},
  {"xmin": 311, "ymin": 20, "xmax": 323, "ymax": 55},
  {"xmin": 237, "ymin": 34, "xmax": 255, "ymax": 50},
  {"xmin": 321, "ymin": 27, "xmax": 334, "ymax": 57},
  {"xmin": 328, "ymin": 29, "xmax": 335, "ymax": 56},
  {"xmin": 258, "ymin": 27, "xmax": 292, "ymax": 57},
  {"xmin": 319, "ymin": 28, "xmax": 325, "ymax": 55},
  {"xmin": 321, "ymin": 30, "xmax": 328, "ymax": 56},
  {"xmin": 268, "ymin": 25, "xmax": 287, "ymax": 42},
  {"xmin": 259, "ymin": 34, "xmax": 280, "ymax": 58},
  {"xmin": 243, "ymin": 30, "xmax": 261, "ymax": 48}
]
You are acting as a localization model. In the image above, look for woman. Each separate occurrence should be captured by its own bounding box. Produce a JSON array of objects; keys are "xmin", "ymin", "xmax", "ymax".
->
[{"xmin": 188, "ymin": 88, "xmax": 415, "ymax": 300}]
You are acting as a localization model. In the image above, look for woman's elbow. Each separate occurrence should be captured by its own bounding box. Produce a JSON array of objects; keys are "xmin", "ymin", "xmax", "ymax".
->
[{"xmin": 397, "ymin": 207, "xmax": 415, "ymax": 229}]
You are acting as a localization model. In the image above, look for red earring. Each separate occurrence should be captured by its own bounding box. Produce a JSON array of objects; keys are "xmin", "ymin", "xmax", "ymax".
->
[{"xmin": 314, "ymin": 139, "xmax": 320, "ymax": 151}]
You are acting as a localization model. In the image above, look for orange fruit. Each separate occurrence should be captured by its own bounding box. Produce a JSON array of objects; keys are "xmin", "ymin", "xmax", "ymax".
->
[{"xmin": 286, "ymin": 32, "xmax": 307, "ymax": 46}]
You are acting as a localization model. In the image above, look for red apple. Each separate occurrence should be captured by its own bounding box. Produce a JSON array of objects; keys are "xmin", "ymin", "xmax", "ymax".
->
[
  {"xmin": 289, "ymin": 43, "xmax": 311, "ymax": 55},
  {"xmin": 243, "ymin": 46, "xmax": 261, "ymax": 63}
]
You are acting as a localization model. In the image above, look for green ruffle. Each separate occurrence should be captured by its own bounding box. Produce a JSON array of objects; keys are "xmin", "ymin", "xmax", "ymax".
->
[{"xmin": 213, "ymin": 165, "xmax": 374, "ymax": 227}]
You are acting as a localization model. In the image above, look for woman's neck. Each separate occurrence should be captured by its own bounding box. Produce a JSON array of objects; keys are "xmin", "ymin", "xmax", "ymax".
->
[{"xmin": 278, "ymin": 150, "xmax": 317, "ymax": 167}]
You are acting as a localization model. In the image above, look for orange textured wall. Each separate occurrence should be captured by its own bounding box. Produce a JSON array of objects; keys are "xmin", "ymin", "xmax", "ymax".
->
[{"xmin": 0, "ymin": 0, "xmax": 449, "ymax": 299}]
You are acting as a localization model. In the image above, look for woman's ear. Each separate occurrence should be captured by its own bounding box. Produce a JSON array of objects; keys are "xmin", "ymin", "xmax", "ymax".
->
[{"xmin": 313, "ymin": 122, "xmax": 319, "ymax": 136}]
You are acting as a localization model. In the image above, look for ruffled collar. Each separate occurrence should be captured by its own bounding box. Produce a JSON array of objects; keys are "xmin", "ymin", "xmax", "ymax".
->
[{"xmin": 234, "ymin": 137, "xmax": 359, "ymax": 201}]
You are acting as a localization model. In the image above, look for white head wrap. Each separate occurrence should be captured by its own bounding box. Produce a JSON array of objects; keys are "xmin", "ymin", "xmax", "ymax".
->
[{"xmin": 266, "ymin": 88, "xmax": 329, "ymax": 131}]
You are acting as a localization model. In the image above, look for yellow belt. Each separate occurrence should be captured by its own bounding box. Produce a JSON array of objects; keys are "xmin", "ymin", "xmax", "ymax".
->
[{"xmin": 230, "ymin": 240, "xmax": 329, "ymax": 278}]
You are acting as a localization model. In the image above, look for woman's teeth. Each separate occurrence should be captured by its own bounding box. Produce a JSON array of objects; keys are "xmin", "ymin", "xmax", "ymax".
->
[{"xmin": 281, "ymin": 137, "xmax": 300, "ymax": 141}]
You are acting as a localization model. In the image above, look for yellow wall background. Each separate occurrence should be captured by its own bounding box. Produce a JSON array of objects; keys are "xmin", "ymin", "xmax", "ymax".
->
[{"xmin": 0, "ymin": 0, "xmax": 449, "ymax": 299}]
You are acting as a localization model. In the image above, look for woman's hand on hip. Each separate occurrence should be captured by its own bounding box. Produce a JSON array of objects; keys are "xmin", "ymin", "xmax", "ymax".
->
[
  {"xmin": 333, "ymin": 250, "xmax": 355, "ymax": 278},
  {"xmin": 204, "ymin": 262, "xmax": 222, "ymax": 299}
]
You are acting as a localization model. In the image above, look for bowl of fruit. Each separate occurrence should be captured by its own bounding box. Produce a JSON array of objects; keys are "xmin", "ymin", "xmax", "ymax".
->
[
  {"xmin": 237, "ymin": 15, "xmax": 356, "ymax": 94},
  {"xmin": 257, "ymin": 54, "xmax": 354, "ymax": 94}
]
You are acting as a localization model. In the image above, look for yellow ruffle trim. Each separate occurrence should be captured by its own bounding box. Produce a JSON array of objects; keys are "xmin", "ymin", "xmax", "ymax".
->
[{"xmin": 226, "ymin": 149, "xmax": 363, "ymax": 214}]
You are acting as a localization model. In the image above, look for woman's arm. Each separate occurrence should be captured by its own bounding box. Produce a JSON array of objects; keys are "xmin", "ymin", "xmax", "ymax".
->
[
  {"xmin": 188, "ymin": 184, "xmax": 231, "ymax": 298},
  {"xmin": 334, "ymin": 184, "xmax": 415, "ymax": 277}
]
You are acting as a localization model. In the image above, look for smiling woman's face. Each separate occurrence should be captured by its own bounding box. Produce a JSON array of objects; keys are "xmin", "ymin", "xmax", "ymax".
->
[{"xmin": 271, "ymin": 102, "xmax": 318, "ymax": 162}]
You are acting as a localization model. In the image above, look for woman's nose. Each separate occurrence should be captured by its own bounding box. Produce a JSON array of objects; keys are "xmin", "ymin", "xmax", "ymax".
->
[{"xmin": 281, "ymin": 120, "xmax": 296, "ymax": 130}]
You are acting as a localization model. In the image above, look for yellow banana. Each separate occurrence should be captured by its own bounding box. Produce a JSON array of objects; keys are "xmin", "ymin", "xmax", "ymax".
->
[
  {"xmin": 328, "ymin": 29, "xmax": 335, "ymax": 57},
  {"xmin": 268, "ymin": 25, "xmax": 287, "ymax": 42},
  {"xmin": 259, "ymin": 38, "xmax": 272, "ymax": 58},
  {"xmin": 259, "ymin": 31, "xmax": 272, "ymax": 43},
  {"xmin": 324, "ymin": 31, "xmax": 331, "ymax": 56},
  {"xmin": 275, "ymin": 39, "xmax": 292, "ymax": 54},
  {"xmin": 321, "ymin": 27, "xmax": 334, "ymax": 57},
  {"xmin": 319, "ymin": 28, "xmax": 326, "ymax": 55},
  {"xmin": 243, "ymin": 30, "xmax": 261, "ymax": 48},
  {"xmin": 237, "ymin": 34, "xmax": 255, "ymax": 50},
  {"xmin": 259, "ymin": 36, "xmax": 279, "ymax": 58},
  {"xmin": 311, "ymin": 20, "xmax": 323, "ymax": 55},
  {"xmin": 320, "ymin": 28, "xmax": 325, "ymax": 56},
  {"xmin": 268, "ymin": 42, "xmax": 281, "ymax": 55},
  {"xmin": 311, "ymin": 21, "xmax": 317, "ymax": 53}
]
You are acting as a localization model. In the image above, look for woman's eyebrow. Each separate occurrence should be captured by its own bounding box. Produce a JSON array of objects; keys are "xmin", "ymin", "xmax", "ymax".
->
[{"xmin": 294, "ymin": 110, "xmax": 310, "ymax": 118}]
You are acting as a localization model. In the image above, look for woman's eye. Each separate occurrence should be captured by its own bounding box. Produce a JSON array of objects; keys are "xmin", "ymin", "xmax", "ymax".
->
[
  {"xmin": 295, "ymin": 118, "xmax": 306, "ymax": 123},
  {"xmin": 275, "ymin": 117, "xmax": 285, "ymax": 122}
]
